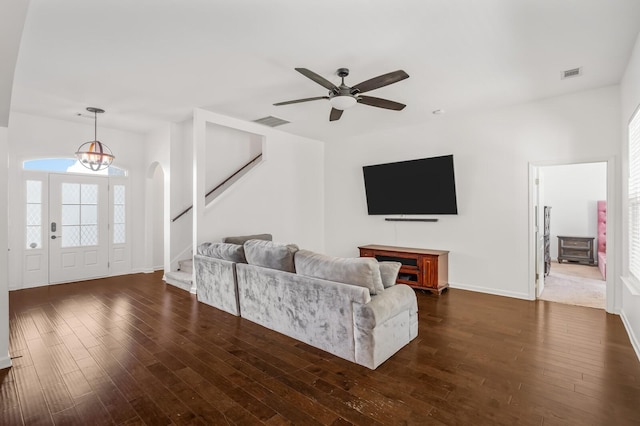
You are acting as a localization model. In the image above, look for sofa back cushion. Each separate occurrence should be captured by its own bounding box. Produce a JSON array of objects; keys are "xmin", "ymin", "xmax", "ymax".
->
[
  {"xmin": 223, "ymin": 233, "xmax": 272, "ymax": 245},
  {"xmin": 197, "ymin": 242, "xmax": 246, "ymax": 263},
  {"xmin": 294, "ymin": 249, "xmax": 385, "ymax": 295},
  {"xmin": 244, "ymin": 239, "xmax": 299, "ymax": 272}
]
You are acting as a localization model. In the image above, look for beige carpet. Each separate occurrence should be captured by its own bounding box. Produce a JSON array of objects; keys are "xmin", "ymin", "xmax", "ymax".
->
[{"xmin": 539, "ymin": 262, "xmax": 605, "ymax": 309}]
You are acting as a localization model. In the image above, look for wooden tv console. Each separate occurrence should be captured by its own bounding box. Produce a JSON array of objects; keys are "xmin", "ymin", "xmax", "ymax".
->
[{"xmin": 358, "ymin": 244, "xmax": 449, "ymax": 294}]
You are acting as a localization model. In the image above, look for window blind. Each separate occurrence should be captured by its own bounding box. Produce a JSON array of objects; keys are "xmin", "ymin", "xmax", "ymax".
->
[{"xmin": 629, "ymin": 106, "xmax": 640, "ymax": 281}]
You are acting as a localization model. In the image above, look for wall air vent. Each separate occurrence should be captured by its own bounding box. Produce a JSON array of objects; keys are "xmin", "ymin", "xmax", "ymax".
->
[
  {"xmin": 253, "ymin": 116, "xmax": 290, "ymax": 127},
  {"xmin": 561, "ymin": 67, "xmax": 582, "ymax": 79}
]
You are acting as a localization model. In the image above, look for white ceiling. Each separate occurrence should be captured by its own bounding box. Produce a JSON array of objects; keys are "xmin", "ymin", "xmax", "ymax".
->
[{"xmin": 9, "ymin": 0, "xmax": 640, "ymax": 142}]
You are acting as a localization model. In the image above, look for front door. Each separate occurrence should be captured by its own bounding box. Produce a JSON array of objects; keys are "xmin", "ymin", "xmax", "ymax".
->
[{"xmin": 48, "ymin": 173, "xmax": 109, "ymax": 284}]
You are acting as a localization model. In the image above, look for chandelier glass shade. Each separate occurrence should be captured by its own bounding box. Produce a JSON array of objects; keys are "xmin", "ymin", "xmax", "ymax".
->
[{"xmin": 75, "ymin": 107, "xmax": 115, "ymax": 171}]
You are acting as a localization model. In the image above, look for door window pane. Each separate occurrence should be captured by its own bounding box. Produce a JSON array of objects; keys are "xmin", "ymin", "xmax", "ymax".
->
[
  {"xmin": 113, "ymin": 224, "xmax": 125, "ymax": 245},
  {"xmin": 26, "ymin": 204, "xmax": 41, "ymax": 226},
  {"xmin": 113, "ymin": 184, "xmax": 125, "ymax": 244},
  {"xmin": 62, "ymin": 183, "xmax": 80, "ymax": 204},
  {"xmin": 26, "ymin": 180, "xmax": 41, "ymax": 204},
  {"xmin": 62, "ymin": 225, "xmax": 80, "ymax": 247},
  {"xmin": 81, "ymin": 184, "xmax": 98, "ymax": 204},
  {"xmin": 113, "ymin": 185, "xmax": 125, "ymax": 204},
  {"xmin": 81, "ymin": 205, "xmax": 97, "ymax": 225},
  {"xmin": 82, "ymin": 225, "xmax": 98, "ymax": 246},
  {"xmin": 26, "ymin": 227, "xmax": 41, "ymax": 249},
  {"xmin": 61, "ymin": 183, "xmax": 100, "ymax": 247},
  {"xmin": 25, "ymin": 180, "xmax": 42, "ymax": 249},
  {"xmin": 62, "ymin": 205, "xmax": 80, "ymax": 225}
]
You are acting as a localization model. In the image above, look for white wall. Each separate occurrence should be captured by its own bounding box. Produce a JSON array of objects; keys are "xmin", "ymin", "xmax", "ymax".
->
[
  {"xmin": 143, "ymin": 124, "xmax": 172, "ymax": 274},
  {"xmin": 168, "ymin": 119, "xmax": 193, "ymax": 269},
  {"xmin": 620, "ymin": 31, "xmax": 640, "ymax": 360},
  {"xmin": 152, "ymin": 164, "xmax": 164, "ymax": 269},
  {"xmin": 0, "ymin": 0, "xmax": 29, "ymax": 127},
  {"xmin": 325, "ymin": 85, "xmax": 620, "ymax": 300},
  {"xmin": 6, "ymin": 112, "xmax": 148, "ymax": 287},
  {"xmin": 541, "ymin": 162, "xmax": 607, "ymax": 260},
  {"xmin": 204, "ymin": 123, "xmax": 261, "ymax": 195},
  {"xmin": 194, "ymin": 109, "xmax": 325, "ymax": 255}
]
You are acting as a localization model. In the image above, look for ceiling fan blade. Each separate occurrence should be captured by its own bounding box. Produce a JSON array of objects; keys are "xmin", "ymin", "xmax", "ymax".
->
[
  {"xmin": 351, "ymin": 70, "xmax": 409, "ymax": 94},
  {"xmin": 295, "ymin": 68, "xmax": 338, "ymax": 92},
  {"xmin": 329, "ymin": 108, "xmax": 344, "ymax": 121},
  {"xmin": 357, "ymin": 95, "xmax": 406, "ymax": 110},
  {"xmin": 274, "ymin": 96, "xmax": 329, "ymax": 106}
]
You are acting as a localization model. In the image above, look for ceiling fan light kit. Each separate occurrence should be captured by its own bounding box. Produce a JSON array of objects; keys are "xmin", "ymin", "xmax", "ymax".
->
[
  {"xmin": 274, "ymin": 67, "xmax": 409, "ymax": 121},
  {"xmin": 329, "ymin": 95, "xmax": 357, "ymax": 110}
]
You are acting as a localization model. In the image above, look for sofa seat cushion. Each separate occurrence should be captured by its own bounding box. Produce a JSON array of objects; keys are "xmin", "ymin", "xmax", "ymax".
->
[
  {"xmin": 294, "ymin": 249, "xmax": 385, "ymax": 295},
  {"xmin": 244, "ymin": 239, "xmax": 299, "ymax": 272},
  {"xmin": 197, "ymin": 242, "xmax": 246, "ymax": 263},
  {"xmin": 223, "ymin": 233, "xmax": 272, "ymax": 245}
]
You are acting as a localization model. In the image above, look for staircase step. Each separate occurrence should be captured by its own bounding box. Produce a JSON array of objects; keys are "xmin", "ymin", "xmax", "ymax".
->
[
  {"xmin": 178, "ymin": 258, "xmax": 193, "ymax": 274},
  {"xmin": 164, "ymin": 270, "xmax": 192, "ymax": 292}
]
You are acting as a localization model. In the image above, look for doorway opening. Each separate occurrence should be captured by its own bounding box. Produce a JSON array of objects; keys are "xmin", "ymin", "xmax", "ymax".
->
[{"xmin": 531, "ymin": 161, "xmax": 609, "ymax": 310}]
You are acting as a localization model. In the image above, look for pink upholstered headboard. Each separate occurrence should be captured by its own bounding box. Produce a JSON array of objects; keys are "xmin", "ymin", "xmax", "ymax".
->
[{"xmin": 597, "ymin": 200, "xmax": 606, "ymax": 254}]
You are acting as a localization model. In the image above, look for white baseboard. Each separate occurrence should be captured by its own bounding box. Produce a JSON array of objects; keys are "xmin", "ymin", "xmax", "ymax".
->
[
  {"xmin": 448, "ymin": 281, "xmax": 532, "ymax": 300},
  {"xmin": 0, "ymin": 353, "xmax": 12, "ymax": 369},
  {"xmin": 620, "ymin": 308, "xmax": 640, "ymax": 363},
  {"xmin": 129, "ymin": 268, "xmax": 155, "ymax": 274},
  {"xmin": 14, "ymin": 281, "xmax": 46, "ymax": 290},
  {"xmin": 12, "ymin": 269, "xmax": 159, "ymax": 291},
  {"xmin": 164, "ymin": 280, "xmax": 192, "ymax": 293}
]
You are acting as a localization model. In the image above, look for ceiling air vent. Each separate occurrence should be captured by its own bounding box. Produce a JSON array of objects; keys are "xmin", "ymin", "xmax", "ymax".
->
[
  {"xmin": 561, "ymin": 67, "xmax": 582, "ymax": 80},
  {"xmin": 253, "ymin": 116, "xmax": 290, "ymax": 127}
]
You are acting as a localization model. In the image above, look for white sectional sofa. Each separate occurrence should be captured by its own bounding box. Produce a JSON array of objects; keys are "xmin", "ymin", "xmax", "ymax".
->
[{"xmin": 194, "ymin": 237, "xmax": 418, "ymax": 369}]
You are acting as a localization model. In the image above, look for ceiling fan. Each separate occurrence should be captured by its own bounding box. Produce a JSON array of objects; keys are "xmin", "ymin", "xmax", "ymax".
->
[{"xmin": 274, "ymin": 67, "xmax": 409, "ymax": 121}]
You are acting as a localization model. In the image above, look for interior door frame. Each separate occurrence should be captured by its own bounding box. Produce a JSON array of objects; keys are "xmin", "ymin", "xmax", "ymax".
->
[
  {"xmin": 528, "ymin": 158, "xmax": 615, "ymax": 313},
  {"xmin": 532, "ymin": 167, "xmax": 545, "ymax": 297}
]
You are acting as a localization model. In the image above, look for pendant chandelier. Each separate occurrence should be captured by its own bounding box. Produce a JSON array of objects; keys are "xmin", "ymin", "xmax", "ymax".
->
[{"xmin": 75, "ymin": 107, "xmax": 115, "ymax": 171}]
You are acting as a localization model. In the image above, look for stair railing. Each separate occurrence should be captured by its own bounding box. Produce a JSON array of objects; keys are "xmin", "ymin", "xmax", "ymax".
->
[{"xmin": 171, "ymin": 153, "xmax": 263, "ymax": 222}]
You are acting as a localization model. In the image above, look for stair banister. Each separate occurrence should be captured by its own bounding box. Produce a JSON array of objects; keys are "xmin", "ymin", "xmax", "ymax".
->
[{"xmin": 171, "ymin": 153, "xmax": 262, "ymax": 222}]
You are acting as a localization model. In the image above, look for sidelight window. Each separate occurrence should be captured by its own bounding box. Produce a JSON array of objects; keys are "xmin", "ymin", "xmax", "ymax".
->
[
  {"xmin": 113, "ymin": 185, "xmax": 126, "ymax": 244},
  {"xmin": 25, "ymin": 180, "xmax": 43, "ymax": 249}
]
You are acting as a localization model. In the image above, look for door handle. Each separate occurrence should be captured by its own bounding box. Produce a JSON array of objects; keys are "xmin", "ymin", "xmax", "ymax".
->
[{"xmin": 51, "ymin": 235, "xmax": 61, "ymax": 240}]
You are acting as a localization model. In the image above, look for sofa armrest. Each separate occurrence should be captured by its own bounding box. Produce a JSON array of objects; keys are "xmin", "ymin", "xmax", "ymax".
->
[
  {"xmin": 353, "ymin": 284, "xmax": 417, "ymax": 330},
  {"xmin": 194, "ymin": 254, "xmax": 240, "ymax": 316}
]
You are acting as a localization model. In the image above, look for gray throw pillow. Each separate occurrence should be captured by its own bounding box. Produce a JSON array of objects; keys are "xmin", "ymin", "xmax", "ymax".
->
[
  {"xmin": 379, "ymin": 261, "xmax": 402, "ymax": 288},
  {"xmin": 244, "ymin": 239, "xmax": 298, "ymax": 272},
  {"xmin": 197, "ymin": 242, "xmax": 246, "ymax": 263},
  {"xmin": 223, "ymin": 233, "xmax": 272, "ymax": 245},
  {"xmin": 294, "ymin": 249, "xmax": 385, "ymax": 295}
]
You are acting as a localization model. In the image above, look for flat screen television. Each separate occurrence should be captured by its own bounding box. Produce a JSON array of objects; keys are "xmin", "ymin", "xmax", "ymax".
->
[{"xmin": 362, "ymin": 154, "xmax": 458, "ymax": 215}]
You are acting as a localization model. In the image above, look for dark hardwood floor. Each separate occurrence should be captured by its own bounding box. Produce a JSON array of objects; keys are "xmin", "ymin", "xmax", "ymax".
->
[{"xmin": 2, "ymin": 272, "xmax": 639, "ymax": 425}]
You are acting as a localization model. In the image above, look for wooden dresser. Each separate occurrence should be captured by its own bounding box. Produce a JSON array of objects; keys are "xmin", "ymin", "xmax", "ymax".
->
[
  {"xmin": 557, "ymin": 236, "xmax": 595, "ymax": 265},
  {"xmin": 359, "ymin": 244, "xmax": 449, "ymax": 294}
]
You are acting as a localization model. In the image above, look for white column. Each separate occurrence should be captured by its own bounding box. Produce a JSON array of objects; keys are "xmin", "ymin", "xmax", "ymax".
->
[
  {"xmin": 0, "ymin": 127, "xmax": 11, "ymax": 368},
  {"xmin": 191, "ymin": 110, "xmax": 206, "ymax": 294}
]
